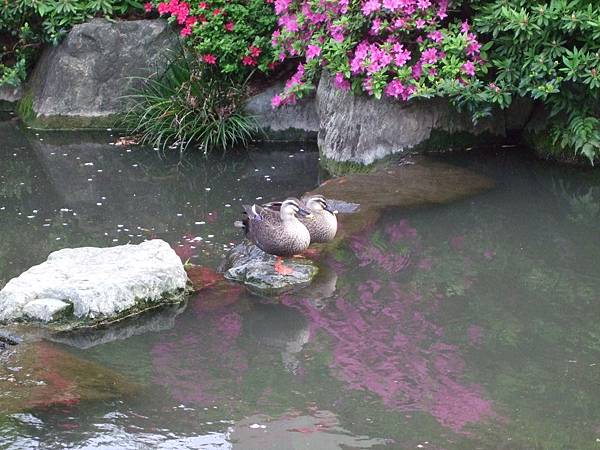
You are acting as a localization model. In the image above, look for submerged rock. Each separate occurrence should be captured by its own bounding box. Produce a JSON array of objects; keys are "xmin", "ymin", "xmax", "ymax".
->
[
  {"xmin": 307, "ymin": 157, "xmax": 495, "ymax": 240},
  {"xmin": 0, "ymin": 239, "xmax": 188, "ymax": 328},
  {"xmin": 222, "ymin": 241, "xmax": 319, "ymax": 295},
  {"xmin": 0, "ymin": 340, "xmax": 138, "ymax": 413},
  {"xmin": 45, "ymin": 302, "xmax": 187, "ymax": 349}
]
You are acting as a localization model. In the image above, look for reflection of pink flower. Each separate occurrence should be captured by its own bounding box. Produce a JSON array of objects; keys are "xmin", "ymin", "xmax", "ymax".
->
[
  {"xmin": 468, "ymin": 325, "xmax": 484, "ymax": 346},
  {"xmin": 216, "ymin": 312, "xmax": 242, "ymax": 339},
  {"xmin": 385, "ymin": 220, "xmax": 417, "ymax": 242},
  {"xmin": 284, "ymin": 280, "xmax": 496, "ymax": 432},
  {"xmin": 417, "ymin": 258, "xmax": 433, "ymax": 271},
  {"xmin": 351, "ymin": 235, "xmax": 411, "ymax": 273},
  {"xmin": 173, "ymin": 234, "xmax": 196, "ymax": 261},
  {"xmin": 450, "ymin": 235, "xmax": 465, "ymax": 250},
  {"xmin": 483, "ymin": 249, "xmax": 495, "ymax": 259},
  {"xmin": 151, "ymin": 288, "xmax": 247, "ymax": 406}
]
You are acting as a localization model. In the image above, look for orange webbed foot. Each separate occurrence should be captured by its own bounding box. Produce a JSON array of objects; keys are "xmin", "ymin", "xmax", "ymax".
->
[{"xmin": 274, "ymin": 256, "xmax": 294, "ymax": 275}]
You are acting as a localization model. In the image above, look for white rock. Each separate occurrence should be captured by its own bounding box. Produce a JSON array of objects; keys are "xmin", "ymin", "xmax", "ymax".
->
[
  {"xmin": 0, "ymin": 240, "xmax": 187, "ymax": 325},
  {"xmin": 23, "ymin": 298, "xmax": 71, "ymax": 322}
]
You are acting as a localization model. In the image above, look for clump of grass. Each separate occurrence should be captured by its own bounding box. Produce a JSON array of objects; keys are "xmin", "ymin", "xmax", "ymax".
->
[{"xmin": 123, "ymin": 52, "xmax": 260, "ymax": 154}]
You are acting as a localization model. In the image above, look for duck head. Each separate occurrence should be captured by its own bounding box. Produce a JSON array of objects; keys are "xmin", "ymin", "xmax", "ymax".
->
[
  {"xmin": 280, "ymin": 198, "xmax": 312, "ymax": 221},
  {"xmin": 305, "ymin": 194, "xmax": 337, "ymax": 214}
]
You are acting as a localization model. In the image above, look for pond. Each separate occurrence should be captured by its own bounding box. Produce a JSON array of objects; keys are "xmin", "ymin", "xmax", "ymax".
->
[{"xmin": 1, "ymin": 118, "xmax": 600, "ymax": 449}]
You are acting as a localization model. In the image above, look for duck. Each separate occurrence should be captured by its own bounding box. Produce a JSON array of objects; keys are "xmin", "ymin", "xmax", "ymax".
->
[
  {"xmin": 300, "ymin": 194, "xmax": 338, "ymax": 243},
  {"xmin": 235, "ymin": 198, "xmax": 312, "ymax": 273},
  {"xmin": 263, "ymin": 195, "xmax": 338, "ymax": 244}
]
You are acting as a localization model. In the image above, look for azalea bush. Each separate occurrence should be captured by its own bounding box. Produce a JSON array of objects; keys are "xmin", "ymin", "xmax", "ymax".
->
[
  {"xmin": 468, "ymin": 0, "xmax": 600, "ymax": 162},
  {"xmin": 271, "ymin": 0, "xmax": 486, "ymax": 105},
  {"xmin": 145, "ymin": 0, "xmax": 277, "ymax": 77},
  {"xmin": 0, "ymin": 0, "xmax": 143, "ymax": 87}
]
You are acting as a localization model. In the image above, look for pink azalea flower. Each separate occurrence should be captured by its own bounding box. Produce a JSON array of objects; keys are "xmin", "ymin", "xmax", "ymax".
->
[
  {"xmin": 274, "ymin": 0, "xmax": 291, "ymax": 14},
  {"xmin": 144, "ymin": 2, "xmax": 153, "ymax": 12},
  {"xmin": 242, "ymin": 55, "xmax": 257, "ymax": 66},
  {"xmin": 370, "ymin": 18, "xmax": 382, "ymax": 34},
  {"xmin": 361, "ymin": 0, "xmax": 380, "ymax": 15},
  {"xmin": 306, "ymin": 44, "xmax": 322, "ymax": 60},
  {"xmin": 384, "ymin": 79, "xmax": 405, "ymax": 98},
  {"xmin": 461, "ymin": 20, "xmax": 470, "ymax": 34},
  {"xmin": 412, "ymin": 62, "xmax": 422, "ymax": 79},
  {"xmin": 362, "ymin": 77, "xmax": 374, "ymax": 95},
  {"xmin": 278, "ymin": 15, "xmax": 299, "ymax": 32},
  {"xmin": 462, "ymin": 61, "xmax": 476, "ymax": 76},
  {"xmin": 382, "ymin": 0, "xmax": 399, "ymax": 11},
  {"xmin": 271, "ymin": 95, "xmax": 283, "ymax": 108},
  {"xmin": 427, "ymin": 30, "xmax": 443, "ymax": 43},
  {"xmin": 421, "ymin": 47, "xmax": 438, "ymax": 64},
  {"xmin": 330, "ymin": 25, "xmax": 344, "ymax": 42},
  {"xmin": 466, "ymin": 41, "xmax": 481, "ymax": 56},
  {"xmin": 224, "ymin": 21, "xmax": 234, "ymax": 31},
  {"xmin": 417, "ymin": 0, "xmax": 431, "ymax": 9},
  {"xmin": 202, "ymin": 54, "xmax": 217, "ymax": 64},
  {"xmin": 392, "ymin": 43, "xmax": 410, "ymax": 66},
  {"xmin": 249, "ymin": 45, "xmax": 262, "ymax": 58},
  {"xmin": 393, "ymin": 17, "xmax": 407, "ymax": 29},
  {"xmin": 334, "ymin": 72, "xmax": 351, "ymax": 91},
  {"xmin": 157, "ymin": 2, "xmax": 170, "ymax": 14}
]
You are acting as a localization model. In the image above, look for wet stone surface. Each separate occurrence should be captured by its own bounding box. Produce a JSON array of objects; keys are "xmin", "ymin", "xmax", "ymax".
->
[
  {"xmin": 0, "ymin": 239, "xmax": 187, "ymax": 328},
  {"xmin": 0, "ymin": 340, "xmax": 139, "ymax": 414},
  {"xmin": 221, "ymin": 241, "xmax": 319, "ymax": 295}
]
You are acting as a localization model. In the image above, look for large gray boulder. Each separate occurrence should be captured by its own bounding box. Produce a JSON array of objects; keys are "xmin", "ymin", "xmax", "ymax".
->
[
  {"xmin": 24, "ymin": 18, "xmax": 179, "ymax": 129},
  {"xmin": 316, "ymin": 73, "xmax": 532, "ymax": 165},
  {"xmin": 245, "ymin": 82, "xmax": 319, "ymax": 141},
  {"xmin": 0, "ymin": 240, "xmax": 188, "ymax": 328}
]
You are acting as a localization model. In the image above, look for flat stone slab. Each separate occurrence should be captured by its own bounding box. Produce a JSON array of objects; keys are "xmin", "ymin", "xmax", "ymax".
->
[
  {"xmin": 309, "ymin": 157, "xmax": 495, "ymax": 240},
  {"xmin": 0, "ymin": 239, "xmax": 188, "ymax": 328},
  {"xmin": 222, "ymin": 241, "xmax": 319, "ymax": 295}
]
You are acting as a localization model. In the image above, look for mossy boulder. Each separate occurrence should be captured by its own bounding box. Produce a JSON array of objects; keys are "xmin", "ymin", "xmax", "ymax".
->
[
  {"xmin": 0, "ymin": 240, "xmax": 189, "ymax": 330},
  {"xmin": 19, "ymin": 18, "xmax": 179, "ymax": 130}
]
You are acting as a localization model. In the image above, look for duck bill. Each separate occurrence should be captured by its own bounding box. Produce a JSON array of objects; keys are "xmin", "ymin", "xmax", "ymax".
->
[
  {"xmin": 297, "ymin": 208, "xmax": 313, "ymax": 218},
  {"xmin": 324, "ymin": 205, "xmax": 337, "ymax": 214}
]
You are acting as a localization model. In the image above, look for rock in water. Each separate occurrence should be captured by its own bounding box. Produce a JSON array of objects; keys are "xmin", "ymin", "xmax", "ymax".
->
[
  {"xmin": 0, "ymin": 240, "xmax": 188, "ymax": 327},
  {"xmin": 244, "ymin": 81, "xmax": 319, "ymax": 141},
  {"xmin": 222, "ymin": 241, "xmax": 318, "ymax": 295},
  {"xmin": 25, "ymin": 18, "xmax": 179, "ymax": 129}
]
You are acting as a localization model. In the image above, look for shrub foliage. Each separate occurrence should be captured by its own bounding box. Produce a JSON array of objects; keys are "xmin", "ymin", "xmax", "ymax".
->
[
  {"xmin": 145, "ymin": 0, "xmax": 277, "ymax": 77},
  {"xmin": 123, "ymin": 52, "xmax": 260, "ymax": 154},
  {"xmin": 469, "ymin": 0, "xmax": 600, "ymax": 162},
  {"xmin": 0, "ymin": 0, "xmax": 142, "ymax": 87}
]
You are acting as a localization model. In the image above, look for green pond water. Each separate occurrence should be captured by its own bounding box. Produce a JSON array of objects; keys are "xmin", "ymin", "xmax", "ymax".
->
[{"xmin": 1, "ymin": 118, "xmax": 600, "ymax": 449}]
